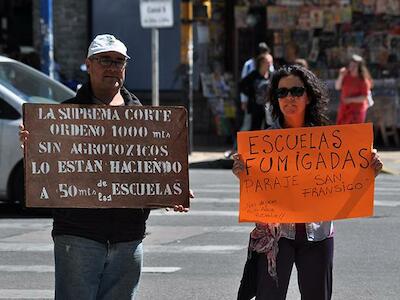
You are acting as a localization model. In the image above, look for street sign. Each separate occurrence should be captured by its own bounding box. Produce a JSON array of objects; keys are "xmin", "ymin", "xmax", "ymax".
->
[{"xmin": 140, "ymin": 0, "xmax": 174, "ymax": 28}]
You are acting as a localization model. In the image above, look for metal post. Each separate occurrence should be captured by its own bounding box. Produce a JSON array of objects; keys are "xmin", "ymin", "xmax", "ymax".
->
[
  {"xmin": 181, "ymin": 0, "xmax": 193, "ymax": 154},
  {"xmin": 152, "ymin": 28, "xmax": 159, "ymax": 106},
  {"xmin": 40, "ymin": 0, "xmax": 55, "ymax": 79},
  {"xmin": 187, "ymin": 32, "xmax": 193, "ymax": 154}
]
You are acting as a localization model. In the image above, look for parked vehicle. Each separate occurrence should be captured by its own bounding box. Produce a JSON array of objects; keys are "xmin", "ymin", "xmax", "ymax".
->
[{"xmin": 0, "ymin": 55, "xmax": 75, "ymax": 205}]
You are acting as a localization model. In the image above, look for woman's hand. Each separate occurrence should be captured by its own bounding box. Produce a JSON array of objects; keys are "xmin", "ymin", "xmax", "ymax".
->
[
  {"xmin": 339, "ymin": 67, "xmax": 347, "ymax": 76},
  {"xmin": 335, "ymin": 67, "xmax": 347, "ymax": 90},
  {"xmin": 371, "ymin": 149, "xmax": 383, "ymax": 177},
  {"xmin": 19, "ymin": 123, "xmax": 29, "ymax": 149},
  {"xmin": 232, "ymin": 153, "xmax": 245, "ymax": 179}
]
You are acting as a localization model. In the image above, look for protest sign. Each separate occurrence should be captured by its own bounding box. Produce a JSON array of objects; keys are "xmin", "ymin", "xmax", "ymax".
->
[
  {"xmin": 237, "ymin": 123, "xmax": 374, "ymax": 223},
  {"xmin": 23, "ymin": 104, "xmax": 189, "ymax": 208}
]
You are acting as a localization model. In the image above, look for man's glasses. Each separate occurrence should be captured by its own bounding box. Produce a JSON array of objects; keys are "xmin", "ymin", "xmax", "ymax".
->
[
  {"xmin": 276, "ymin": 86, "xmax": 306, "ymax": 99},
  {"xmin": 90, "ymin": 57, "xmax": 127, "ymax": 69}
]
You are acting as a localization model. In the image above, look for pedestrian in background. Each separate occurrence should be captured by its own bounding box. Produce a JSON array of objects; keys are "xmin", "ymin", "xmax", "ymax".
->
[
  {"xmin": 335, "ymin": 54, "xmax": 373, "ymax": 124},
  {"xmin": 239, "ymin": 54, "xmax": 273, "ymax": 130},
  {"xmin": 233, "ymin": 65, "xmax": 384, "ymax": 300},
  {"xmin": 294, "ymin": 58, "xmax": 309, "ymax": 69},
  {"xmin": 275, "ymin": 42, "xmax": 300, "ymax": 68},
  {"xmin": 20, "ymin": 34, "xmax": 191, "ymax": 300},
  {"xmin": 225, "ymin": 42, "xmax": 275, "ymax": 158},
  {"xmin": 240, "ymin": 42, "xmax": 274, "ymax": 117}
]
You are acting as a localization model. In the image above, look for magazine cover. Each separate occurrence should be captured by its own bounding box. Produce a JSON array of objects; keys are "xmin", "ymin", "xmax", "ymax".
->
[
  {"xmin": 298, "ymin": 7, "xmax": 312, "ymax": 30},
  {"xmin": 278, "ymin": 0, "xmax": 304, "ymax": 5},
  {"xmin": 323, "ymin": 7, "xmax": 336, "ymax": 32},
  {"xmin": 310, "ymin": 7, "xmax": 324, "ymax": 28},
  {"xmin": 267, "ymin": 6, "xmax": 288, "ymax": 30},
  {"xmin": 387, "ymin": 0, "xmax": 400, "ymax": 16},
  {"xmin": 235, "ymin": 6, "xmax": 248, "ymax": 28},
  {"xmin": 388, "ymin": 35, "xmax": 400, "ymax": 61}
]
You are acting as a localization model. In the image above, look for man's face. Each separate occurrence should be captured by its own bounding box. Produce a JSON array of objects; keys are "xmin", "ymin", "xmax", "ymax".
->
[{"xmin": 86, "ymin": 51, "xmax": 127, "ymax": 92}]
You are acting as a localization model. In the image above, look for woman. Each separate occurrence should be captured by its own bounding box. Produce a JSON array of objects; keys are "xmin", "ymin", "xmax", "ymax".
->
[
  {"xmin": 233, "ymin": 65, "xmax": 383, "ymax": 300},
  {"xmin": 239, "ymin": 54, "xmax": 273, "ymax": 130},
  {"xmin": 335, "ymin": 54, "xmax": 373, "ymax": 124}
]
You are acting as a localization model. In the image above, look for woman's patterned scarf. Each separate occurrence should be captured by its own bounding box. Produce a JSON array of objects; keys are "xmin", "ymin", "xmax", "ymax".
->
[{"xmin": 249, "ymin": 223, "xmax": 282, "ymax": 284}]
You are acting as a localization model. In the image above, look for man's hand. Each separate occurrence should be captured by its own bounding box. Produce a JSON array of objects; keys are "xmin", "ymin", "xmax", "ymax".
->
[
  {"xmin": 168, "ymin": 189, "xmax": 194, "ymax": 213},
  {"xmin": 19, "ymin": 124, "xmax": 29, "ymax": 149}
]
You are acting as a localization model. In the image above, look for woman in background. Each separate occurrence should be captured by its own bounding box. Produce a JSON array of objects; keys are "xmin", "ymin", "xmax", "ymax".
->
[
  {"xmin": 239, "ymin": 54, "xmax": 273, "ymax": 130},
  {"xmin": 335, "ymin": 54, "xmax": 373, "ymax": 124}
]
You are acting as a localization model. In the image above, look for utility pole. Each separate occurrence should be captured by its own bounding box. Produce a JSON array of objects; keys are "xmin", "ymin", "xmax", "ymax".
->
[
  {"xmin": 39, "ymin": 0, "xmax": 55, "ymax": 79},
  {"xmin": 140, "ymin": 0, "xmax": 174, "ymax": 107},
  {"xmin": 152, "ymin": 28, "xmax": 159, "ymax": 106},
  {"xmin": 181, "ymin": 0, "xmax": 194, "ymax": 154}
]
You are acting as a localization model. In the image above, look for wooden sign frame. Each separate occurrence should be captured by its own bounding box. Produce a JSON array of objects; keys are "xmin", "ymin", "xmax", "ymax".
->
[{"xmin": 23, "ymin": 104, "xmax": 189, "ymax": 208}]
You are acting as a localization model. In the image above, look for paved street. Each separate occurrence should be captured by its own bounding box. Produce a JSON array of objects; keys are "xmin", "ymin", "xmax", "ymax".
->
[{"xmin": 0, "ymin": 170, "xmax": 399, "ymax": 299}]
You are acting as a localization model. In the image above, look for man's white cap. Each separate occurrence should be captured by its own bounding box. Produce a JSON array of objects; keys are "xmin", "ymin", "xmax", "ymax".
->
[{"xmin": 87, "ymin": 34, "xmax": 130, "ymax": 59}]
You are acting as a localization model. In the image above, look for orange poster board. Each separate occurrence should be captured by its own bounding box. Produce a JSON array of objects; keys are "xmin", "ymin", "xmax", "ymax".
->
[{"xmin": 237, "ymin": 123, "xmax": 374, "ymax": 223}]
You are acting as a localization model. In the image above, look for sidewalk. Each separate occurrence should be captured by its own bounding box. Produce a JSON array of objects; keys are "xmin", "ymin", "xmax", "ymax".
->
[
  {"xmin": 189, "ymin": 149, "xmax": 400, "ymax": 175},
  {"xmin": 378, "ymin": 151, "xmax": 400, "ymax": 175},
  {"xmin": 189, "ymin": 150, "xmax": 233, "ymax": 169}
]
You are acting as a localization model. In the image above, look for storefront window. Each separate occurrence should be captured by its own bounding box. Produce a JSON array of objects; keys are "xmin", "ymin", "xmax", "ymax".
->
[{"xmin": 233, "ymin": 0, "xmax": 400, "ymax": 80}]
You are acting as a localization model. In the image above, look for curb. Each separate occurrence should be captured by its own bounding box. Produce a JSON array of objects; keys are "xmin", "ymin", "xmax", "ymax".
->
[
  {"xmin": 189, "ymin": 159, "xmax": 233, "ymax": 169},
  {"xmin": 381, "ymin": 167, "xmax": 399, "ymax": 176}
]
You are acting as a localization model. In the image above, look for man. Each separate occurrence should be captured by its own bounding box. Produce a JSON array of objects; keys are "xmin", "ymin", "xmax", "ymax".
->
[{"xmin": 20, "ymin": 34, "xmax": 190, "ymax": 300}]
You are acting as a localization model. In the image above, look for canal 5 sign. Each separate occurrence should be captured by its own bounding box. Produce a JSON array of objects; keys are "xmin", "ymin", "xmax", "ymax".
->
[
  {"xmin": 22, "ymin": 104, "xmax": 189, "ymax": 208},
  {"xmin": 140, "ymin": 0, "xmax": 174, "ymax": 28},
  {"xmin": 237, "ymin": 123, "xmax": 375, "ymax": 223}
]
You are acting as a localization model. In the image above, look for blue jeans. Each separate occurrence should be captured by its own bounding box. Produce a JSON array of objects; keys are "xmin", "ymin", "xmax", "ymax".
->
[{"xmin": 54, "ymin": 235, "xmax": 143, "ymax": 300}]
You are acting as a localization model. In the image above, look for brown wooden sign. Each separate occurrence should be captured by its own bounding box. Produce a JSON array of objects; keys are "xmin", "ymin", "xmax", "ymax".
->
[{"xmin": 23, "ymin": 103, "xmax": 189, "ymax": 208}]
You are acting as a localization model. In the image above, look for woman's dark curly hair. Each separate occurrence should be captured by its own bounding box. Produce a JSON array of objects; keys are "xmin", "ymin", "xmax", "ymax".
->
[{"xmin": 267, "ymin": 65, "xmax": 330, "ymax": 126}]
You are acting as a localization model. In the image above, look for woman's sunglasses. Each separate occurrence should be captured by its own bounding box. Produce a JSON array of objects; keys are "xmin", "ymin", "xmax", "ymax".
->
[{"xmin": 276, "ymin": 86, "xmax": 306, "ymax": 99}]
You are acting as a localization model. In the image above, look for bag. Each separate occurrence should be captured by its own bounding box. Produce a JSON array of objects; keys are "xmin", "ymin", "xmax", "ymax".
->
[
  {"xmin": 265, "ymin": 102, "xmax": 273, "ymax": 126},
  {"xmin": 367, "ymin": 90, "xmax": 374, "ymax": 108},
  {"xmin": 255, "ymin": 78, "xmax": 269, "ymax": 105}
]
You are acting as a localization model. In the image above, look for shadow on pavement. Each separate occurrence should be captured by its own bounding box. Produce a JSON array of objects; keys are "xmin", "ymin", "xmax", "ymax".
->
[
  {"xmin": 189, "ymin": 159, "xmax": 233, "ymax": 169},
  {"xmin": 0, "ymin": 202, "xmax": 52, "ymax": 218}
]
